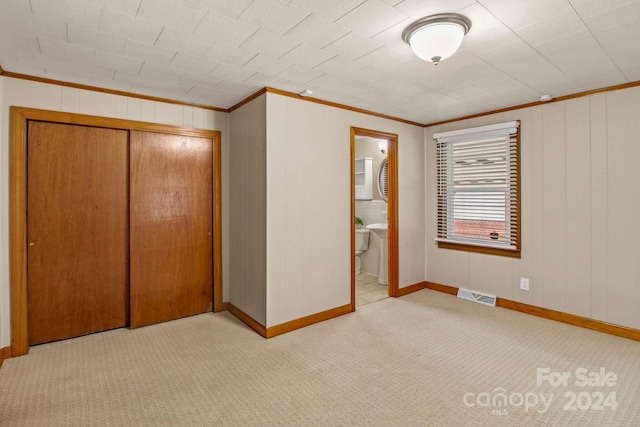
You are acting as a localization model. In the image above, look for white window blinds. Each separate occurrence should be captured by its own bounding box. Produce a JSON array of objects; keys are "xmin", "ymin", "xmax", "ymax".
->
[{"xmin": 434, "ymin": 121, "xmax": 520, "ymax": 254}]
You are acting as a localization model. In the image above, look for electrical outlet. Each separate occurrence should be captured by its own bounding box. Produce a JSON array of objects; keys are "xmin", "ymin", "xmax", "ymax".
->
[{"xmin": 520, "ymin": 277, "xmax": 530, "ymax": 291}]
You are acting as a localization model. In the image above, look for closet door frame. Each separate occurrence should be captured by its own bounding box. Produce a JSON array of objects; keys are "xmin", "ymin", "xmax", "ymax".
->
[{"xmin": 9, "ymin": 106, "xmax": 224, "ymax": 357}]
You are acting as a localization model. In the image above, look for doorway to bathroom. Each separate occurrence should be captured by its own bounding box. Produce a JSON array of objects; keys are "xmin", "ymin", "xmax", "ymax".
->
[{"xmin": 350, "ymin": 127, "xmax": 399, "ymax": 309}]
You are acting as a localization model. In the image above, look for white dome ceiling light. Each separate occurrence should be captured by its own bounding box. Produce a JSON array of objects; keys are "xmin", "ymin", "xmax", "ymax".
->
[{"xmin": 401, "ymin": 13, "xmax": 472, "ymax": 65}]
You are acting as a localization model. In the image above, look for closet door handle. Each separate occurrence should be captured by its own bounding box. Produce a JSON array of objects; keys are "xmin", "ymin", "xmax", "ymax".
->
[{"xmin": 29, "ymin": 242, "xmax": 35, "ymax": 247}]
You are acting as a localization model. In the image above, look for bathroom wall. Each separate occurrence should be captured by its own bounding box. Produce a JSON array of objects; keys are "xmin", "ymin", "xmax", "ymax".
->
[
  {"xmin": 0, "ymin": 76, "xmax": 230, "ymax": 349},
  {"xmin": 266, "ymin": 92, "xmax": 425, "ymax": 327},
  {"xmin": 355, "ymin": 200, "xmax": 387, "ymax": 227},
  {"xmin": 425, "ymin": 86, "xmax": 640, "ymax": 331}
]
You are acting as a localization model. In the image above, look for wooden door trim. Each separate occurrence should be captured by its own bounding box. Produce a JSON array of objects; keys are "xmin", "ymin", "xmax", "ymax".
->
[
  {"xmin": 10, "ymin": 106, "xmax": 223, "ymax": 356},
  {"xmin": 350, "ymin": 127, "xmax": 399, "ymax": 311},
  {"xmin": 9, "ymin": 108, "xmax": 28, "ymax": 356},
  {"xmin": 212, "ymin": 132, "xmax": 223, "ymax": 313}
]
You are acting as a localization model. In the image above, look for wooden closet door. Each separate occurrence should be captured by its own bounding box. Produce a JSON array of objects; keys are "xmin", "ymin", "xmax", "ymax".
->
[
  {"xmin": 27, "ymin": 122, "xmax": 129, "ymax": 345},
  {"xmin": 129, "ymin": 131, "xmax": 213, "ymax": 328}
]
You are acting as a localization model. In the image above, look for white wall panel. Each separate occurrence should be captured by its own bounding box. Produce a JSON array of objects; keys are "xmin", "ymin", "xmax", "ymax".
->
[
  {"xmin": 21, "ymin": 80, "xmax": 62, "ymax": 110},
  {"xmin": 140, "ymin": 99, "xmax": 154, "ymax": 122},
  {"xmin": 192, "ymin": 106, "xmax": 204, "ymax": 129},
  {"xmin": 61, "ymin": 87, "xmax": 80, "ymax": 112},
  {"xmin": 264, "ymin": 94, "xmax": 288, "ymax": 324},
  {"xmin": 530, "ymin": 106, "xmax": 545, "ymax": 308},
  {"xmin": 398, "ymin": 120, "xmax": 426, "ymax": 287},
  {"xmin": 204, "ymin": 107, "xmax": 218, "ymax": 130},
  {"xmin": 427, "ymin": 247, "xmax": 471, "ymax": 289},
  {"xmin": 183, "ymin": 106, "xmax": 194, "ymax": 128},
  {"xmin": 154, "ymin": 102, "xmax": 183, "ymax": 127},
  {"xmin": 589, "ymin": 93, "xmax": 608, "ymax": 322},
  {"xmin": 114, "ymin": 95, "xmax": 128, "ymax": 119},
  {"xmin": 229, "ymin": 94, "xmax": 267, "ymax": 325},
  {"xmin": 284, "ymin": 100, "xmax": 327, "ymax": 322},
  {"xmin": 0, "ymin": 78, "xmax": 22, "ymax": 348},
  {"xmin": 78, "ymin": 89, "xmax": 117, "ymax": 117},
  {"xmin": 127, "ymin": 97, "xmax": 141, "ymax": 121},
  {"xmin": 606, "ymin": 87, "xmax": 640, "ymax": 329},
  {"xmin": 564, "ymin": 97, "xmax": 591, "ymax": 318},
  {"xmin": 541, "ymin": 102, "xmax": 567, "ymax": 312},
  {"xmin": 469, "ymin": 253, "xmax": 511, "ymax": 297}
]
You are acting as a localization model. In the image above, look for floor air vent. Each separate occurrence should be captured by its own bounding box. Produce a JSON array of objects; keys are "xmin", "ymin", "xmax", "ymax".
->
[{"xmin": 457, "ymin": 288, "xmax": 497, "ymax": 307}]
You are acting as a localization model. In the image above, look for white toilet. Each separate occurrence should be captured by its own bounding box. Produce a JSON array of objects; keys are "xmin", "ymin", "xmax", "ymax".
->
[{"xmin": 355, "ymin": 229, "xmax": 370, "ymax": 275}]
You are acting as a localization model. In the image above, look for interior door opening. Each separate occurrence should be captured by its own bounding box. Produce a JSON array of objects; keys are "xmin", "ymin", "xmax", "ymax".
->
[{"xmin": 350, "ymin": 128, "xmax": 399, "ymax": 310}]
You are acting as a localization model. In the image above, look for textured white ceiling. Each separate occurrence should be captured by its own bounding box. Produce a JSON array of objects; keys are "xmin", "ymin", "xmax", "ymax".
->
[{"xmin": 1, "ymin": 0, "xmax": 639, "ymax": 124}]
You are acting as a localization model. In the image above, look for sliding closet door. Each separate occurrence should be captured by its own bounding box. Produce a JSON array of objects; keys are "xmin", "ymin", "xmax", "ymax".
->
[
  {"xmin": 27, "ymin": 122, "xmax": 129, "ymax": 345},
  {"xmin": 129, "ymin": 131, "xmax": 213, "ymax": 328}
]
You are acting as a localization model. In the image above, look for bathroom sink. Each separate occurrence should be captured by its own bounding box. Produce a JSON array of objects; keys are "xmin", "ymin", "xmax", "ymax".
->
[
  {"xmin": 366, "ymin": 223, "xmax": 388, "ymax": 237},
  {"xmin": 365, "ymin": 223, "xmax": 388, "ymax": 285}
]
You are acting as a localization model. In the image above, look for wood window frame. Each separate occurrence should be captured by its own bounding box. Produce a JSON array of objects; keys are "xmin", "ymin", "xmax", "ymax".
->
[
  {"xmin": 10, "ymin": 106, "xmax": 223, "ymax": 356},
  {"xmin": 435, "ymin": 122, "xmax": 521, "ymax": 259}
]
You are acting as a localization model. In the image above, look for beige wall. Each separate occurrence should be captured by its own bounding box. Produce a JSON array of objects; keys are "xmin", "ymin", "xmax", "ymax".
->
[
  {"xmin": 425, "ymin": 86, "xmax": 640, "ymax": 330},
  {"xmin": 0, "ymin": 76, "xmax": 231, "ymax": 348},
  {"xmin": 9, "ymin": 73, "xmax": 635, "ymax": 345},
  {"xmin": 266, "ymin": 93, "xmax": 425, "ymax": 327},
  {"xmin": 229, "ymin": 94, "xmax": 267, "ymax": 325}
]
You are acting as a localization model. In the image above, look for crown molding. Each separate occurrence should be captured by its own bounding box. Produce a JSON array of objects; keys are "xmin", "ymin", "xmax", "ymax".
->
[
  {"xmin": 227, "ymin": 87, "xmax": 267, "ymax": 112},
  {"xmin": 229, "ymin": 86, "xmax": 424, "ymax": 127},
  {"xmin": 265, "ymin": 87, "xmax": 424, "ymax": 127},
  {"xmin": 3, "ymin": 65, "xmax": 639, "ymax": 129},
  {"xmin": 0, "ymin": 69, "xmax": 227, "ymax": 113},
  {"xmin": 423, "ymin": 80, "xmax": 640, "ymax": 128}
]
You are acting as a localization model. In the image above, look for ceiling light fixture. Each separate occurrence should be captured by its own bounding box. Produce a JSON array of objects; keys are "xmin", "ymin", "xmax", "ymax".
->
[{"xmin": 401, "ymin": 13, "xmax": 472, "ymax": 65}]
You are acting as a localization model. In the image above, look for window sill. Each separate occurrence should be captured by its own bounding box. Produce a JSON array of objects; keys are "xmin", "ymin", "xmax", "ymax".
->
[{"xmin": 437, "ymin": 241, "xmax": 521, "ymax": 259}]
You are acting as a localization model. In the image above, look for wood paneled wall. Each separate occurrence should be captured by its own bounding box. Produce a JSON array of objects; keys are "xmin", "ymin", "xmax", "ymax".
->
[{"xmin": 425, "ymin": 86, "xmax": 640, "ymax": 331}]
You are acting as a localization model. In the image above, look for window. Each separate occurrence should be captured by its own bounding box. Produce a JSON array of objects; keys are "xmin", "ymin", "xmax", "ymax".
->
[{"xmin": 434, "ymin": 121, "xmax": 521, "ymax": 258}]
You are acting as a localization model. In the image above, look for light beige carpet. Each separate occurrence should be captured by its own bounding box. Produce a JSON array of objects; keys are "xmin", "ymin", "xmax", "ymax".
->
[{"xmin": 1, "ymin": 290, "xmax": 639, "ymax": 426}]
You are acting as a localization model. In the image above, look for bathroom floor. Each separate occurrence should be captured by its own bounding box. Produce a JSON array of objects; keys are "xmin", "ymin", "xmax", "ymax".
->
[{"xmin": 356, "ymin": 273, "xmax": 388, "ymax": 307}]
